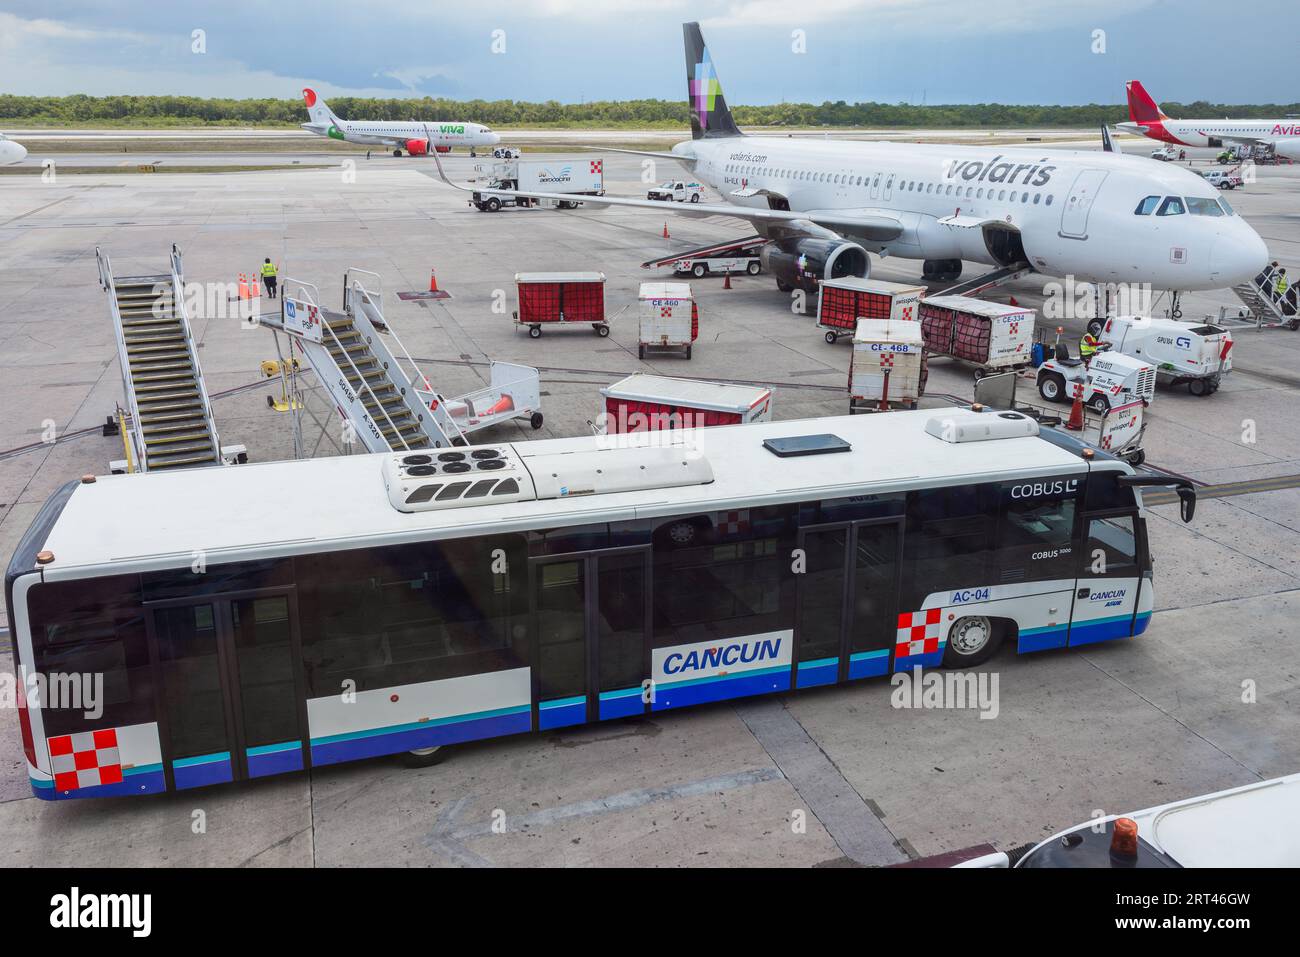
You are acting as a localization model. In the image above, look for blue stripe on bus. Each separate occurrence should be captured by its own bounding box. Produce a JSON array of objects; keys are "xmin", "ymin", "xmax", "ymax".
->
[
  {"xmin": 653, "ymin": 664, "xmax": 790, "ymax": 711},
  {"xmin": 32, "ymin": 767, "xmax": 168, "ymax": 801},
  {"xmin": 893, "ymin": 649, "xmax": 943, "ymax": 672},
  {"xmin": 1069, "ymin": 612, "xmax": 1150, "ymax": 647},
  {"xmin": 848, "ymin": 650, "xmax": 890, "ymax": 680},
  {"xmin": 796, "ymin": 657, "xmax": 839, "ymax": 689},
  {"xmin": 310, "ymin": 704, "xmax": 532, "ymax": 766},
  {"xmin": 247, "ymin": 741, "xmax": 304, "ymax": 779},
  {"xmin": 538, "ymin": 697, "xmax": 587, "ymax": 731},
  {"xmin": 174, "ymin": 753, "xmax": 233, "ymax": 790},
  {"xmin": 1018, "ymin": 623, "xmax": 1069, "ymax": 653},
  {"xmin": 599, "ymin": 687, "xmax": 645, "ymax": 721}
]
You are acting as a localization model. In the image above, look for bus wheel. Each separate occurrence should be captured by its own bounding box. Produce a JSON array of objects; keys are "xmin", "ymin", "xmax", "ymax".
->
[
  {"xmin": 943, "ymin": 616, "xmax": 1001, "ymax": 667},
  {"xmin": 399, "ymin": 745, "xmax": 445, "ymax": 768}
]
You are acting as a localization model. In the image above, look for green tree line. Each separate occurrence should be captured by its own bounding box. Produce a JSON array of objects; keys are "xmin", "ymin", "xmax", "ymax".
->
[{"xmin": 2, "ymin": 93, "xmax": 1298, "ymax": 128}]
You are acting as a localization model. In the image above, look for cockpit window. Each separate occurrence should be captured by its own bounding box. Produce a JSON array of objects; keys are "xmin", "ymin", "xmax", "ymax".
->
[
  {"xmin": 1186, "ymin": 196, "xmax": 1224, "ymax": 217},
  {"xmin": 1134, "ymin": 195, "xmax": 1160, "ymax": 215},
  {"xmin": 1217, "ymin": 196, "xmax": 1235, "ymax": 216},
  {"xmin": 1156, "ymin": 196, "xmax": 1185, "ymax": 216}
]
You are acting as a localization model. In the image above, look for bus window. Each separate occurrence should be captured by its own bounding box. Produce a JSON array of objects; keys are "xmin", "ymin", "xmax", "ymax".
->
[
  {"xmin": 142, "ymin": 558, "xmax": 292, "ymax": 601},
  {"xmin": 652, "ymin": 507, "xmax": 795, "ymax": 647},
  {"xmin": 902, "ymin": 485, "xmax": 996, "ymax": 602},
  {"xmin": 1085, "ymin": 515, "xmax": 1139, "ymax": 575},
  {"xmin": 1084, "ymin": 471, "xmax": 1137, "ymax": 511},
  {"xmin": 998, "ymin": 480, "xmax": 1079, "ymax": 581},
  {"xmin": 27, "ymin": 576, "xmax": 153, "ymax": 736},
  {"xmin": 297, "ymin": 535, "xmax": 528, "ymax": 696}
]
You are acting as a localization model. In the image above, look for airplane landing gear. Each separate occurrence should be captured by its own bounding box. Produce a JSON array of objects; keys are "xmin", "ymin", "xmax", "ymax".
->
[
  {"xmin": 1170, "ymin": 291, "xmax": 1183, "ymax": 319},
  {"xmin": 393, "ymin": 149, "xmax": 403, "ymax": 157},
  {"xmin": 922, "ymin": 259, "xmax": 962, "ymax": 282}
]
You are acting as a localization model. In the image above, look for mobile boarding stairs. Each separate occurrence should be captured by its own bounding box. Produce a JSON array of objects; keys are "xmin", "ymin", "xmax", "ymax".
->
[
  {"xmin": 264, "ymin": 269, "xmax": 542, "ymax": 454},
  {"xmin": 96, "ymin": 245, "xmax": 246, "ymax": 474},
  {"xmin": 1230, "ymin": 265, "xmax": 1300, "ymax": 330}
]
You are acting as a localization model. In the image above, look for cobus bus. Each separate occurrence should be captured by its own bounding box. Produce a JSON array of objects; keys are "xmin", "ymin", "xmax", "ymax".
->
[{"xmin": 5, "ymin": 407, "xmax": 1194, "ymax": 800}]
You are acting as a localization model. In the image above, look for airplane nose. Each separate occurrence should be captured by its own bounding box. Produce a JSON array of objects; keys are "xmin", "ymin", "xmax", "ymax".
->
[
  {"xmin": 488, "ymin": 131, "xmax": 501, "ymax": 145},
  {"xmin": 1210, "ymin": 227, "xmax": 1269, "ymax": 286}
]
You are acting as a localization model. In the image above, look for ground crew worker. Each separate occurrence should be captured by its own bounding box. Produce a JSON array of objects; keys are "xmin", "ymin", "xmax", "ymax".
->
[
  {"xmin": 261, "ymin": 258, "xmax": 278, "ymax": 299},
  {"xmin": 1275, "ymin": 267, "xmax": 1288, "ymax": 300},
  {"xmin": 1079, "ymin": 331, "xmax": 1100, "ymax": 362}
]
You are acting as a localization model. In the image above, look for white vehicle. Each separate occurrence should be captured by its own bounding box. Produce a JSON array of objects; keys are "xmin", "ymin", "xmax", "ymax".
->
[
  {"xmin": 1150, "ymin": 145, "xmax": 1179, "ymax": 162},
  {"xmin": 637, "ymin": 282, "xmax": 698, "ymax": 359},
  {"xmin": 849, "ymin": 318, "xmax": 927, "ymax": 412},
  {"xmin": 1119, "ymin": 79, "xmax": 1300, "ymax": 162},
  {"xmin": 1007, "ymin": 772, "xmax": 1300, "ymax": 867},
  {"xmin": 1100, "ymin": 315, "xmax": 1232, "ymax": 395},
  {"xmin": 492, "ymin": 147, "xmax": 522, "ymax": 159},
  {"xmin": 1037, "ymin": 344, "xmax": 1157, "ymax": 413},
  {"xmin": 674, "ymin": 255, "xmax": 761, "ymax": 279},
  {"xmin": 648, "ymin": 180, "xmax": 705, "ymax": 203},
  {"xmin": 300, "ymin": 88, "xmax": 499, "ymax": 156},
  {"xmin": 472, "ymin": 159, "xmax": 605, "ymax": 211},
  {"xmin": 1199, "ymin": 168, "xmax": 1242, "ymax": 190},
  {"xmin": 0, "ymin": 132, "xmax": 27, "ymax": 165},
  {"xmin": 432, "ymin": 23, "xmax": 1268, "ymax": 300}
]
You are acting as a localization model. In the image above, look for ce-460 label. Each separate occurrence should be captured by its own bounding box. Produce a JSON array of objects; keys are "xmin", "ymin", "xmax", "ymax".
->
[{"xmin": 950, "ymin": 588, "xmax": 991, "ymax": 604}]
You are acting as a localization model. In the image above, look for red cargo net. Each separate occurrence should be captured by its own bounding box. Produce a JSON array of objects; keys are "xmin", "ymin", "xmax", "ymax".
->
[
  {"xmin": 605, "ymin": 398, "xmax": 741, "ymax": 433},
  {"xmin": 517, "ymin": 280, "xmax": 605, "ymax": 323},
  {"xmin": 691, "ymin": 302, "xmax": 699, "ymax": 342},
  {"xmin": 951, "ymin": 312, "xmax": 992, "ymax": 363},
  {"xmin": 919, "ymin": 302, "xmax": 956, "ymax": 354},
  {"xmin": 820, "ymin": 286, "xmax": 897, "ymax": 329}
]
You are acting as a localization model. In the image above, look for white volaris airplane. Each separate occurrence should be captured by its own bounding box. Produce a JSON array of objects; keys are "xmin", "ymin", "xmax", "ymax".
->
[
  {"xmin": 433, "ymin": 23, "xmax": 1268, "ymax": 297},
  {"xmin": 0, "ymin": 133, "xmax": 28, "ymax": 165},
  {"xmin": 300, "ymin": 88, "xmax": 500, "ymax": 156},
  {"xmin": 1118, "ymin": 80, "xmax": 1300, "ymax": 160}
]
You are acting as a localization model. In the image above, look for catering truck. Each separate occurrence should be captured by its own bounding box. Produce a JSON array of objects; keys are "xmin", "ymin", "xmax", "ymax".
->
[
  {"xmin": 1099, "ymin": 315, "xmax": 1233, "ymax": 395},
  {"xmin": 472, "ymin": 158, "xmax": 605, "ymax": 211}
]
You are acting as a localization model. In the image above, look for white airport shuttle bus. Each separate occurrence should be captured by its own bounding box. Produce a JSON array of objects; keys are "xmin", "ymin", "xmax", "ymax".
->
[
  {"xmin": 301, "ymin": 88, "xmax": 500, "ymax": 156},
  {"xmin": 7, "ymin": 408, "xmax": 1195, "ymax": 799},
  {"xmin": 1118, "ymin": 80, "xmax": 1300, "ymax": 161},
  {"xmin": 435, "ymin": 24, "xmax": 1268, "ymax": 296}
]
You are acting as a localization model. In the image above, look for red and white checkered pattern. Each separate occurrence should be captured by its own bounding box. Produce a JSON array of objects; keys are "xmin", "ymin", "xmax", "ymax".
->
[
  {"xmin": 1008, "ymin": 321, "xmax": 1020, "ymax": 335},
  {"xmin": 900, "ymin": 304, "xmax": 915, "ymax": 321},
  {"xmin": 1100, "ymin": 434, "xmax": 1113, "ymax": 450},
  {"xmin": 879, "ymin": 353, "xmax": 894, "ymax": 369},
  {"xmin": 718, "ymin": 509, "xmax": 750, "ymax": 536},
  {"xmin": 590, "ymin": 160, "xmax": 603, "ymax": 174},
  {"xmin": 48, "ymin": 728, "xmax": 122, "ymax": 792},
  {"xmin": 661, "ymin": 306, "xmax": 673, "ymax": 317},
  {"xmin": 895, "ymin": 608, "xmax": 942, "ymax": 658}
]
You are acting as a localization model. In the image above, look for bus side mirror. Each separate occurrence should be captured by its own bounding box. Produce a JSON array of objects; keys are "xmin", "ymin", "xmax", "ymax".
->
[{"xmin": 1177, "ymin": 487, "xmax": 1196, "ymax": 523}]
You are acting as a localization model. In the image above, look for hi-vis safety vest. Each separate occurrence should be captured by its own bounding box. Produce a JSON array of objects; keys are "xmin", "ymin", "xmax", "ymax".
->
[
  {"xmin": 1080, "ymin": 334, "xmax": 1099, "ymax": 357},
  {"xmin": 1276, "ymin": 275, "xmax": 1288, "ymax": 294},
  {"xmin": 262, "ymin": 262, "xmax": 278, "ymax": 277}
]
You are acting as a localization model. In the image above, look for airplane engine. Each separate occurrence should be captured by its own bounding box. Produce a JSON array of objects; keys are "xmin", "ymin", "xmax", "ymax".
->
[
  {"xmin": 761, "ymin": 238, "xmax": 869, "ymax": 293},
  {"xmin": 1273, "ymin": 140, "xmax": 1300, "ymax": 161},
  {"xmin": 434, "ymin": 145, "xmax": 451, "ymax": 154},
  {"xmin": 404, "ymin": 139, "xmax": 429, "ymax": 156}
]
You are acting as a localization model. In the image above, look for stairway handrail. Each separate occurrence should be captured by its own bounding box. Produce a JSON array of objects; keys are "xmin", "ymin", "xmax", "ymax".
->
[
  {"xmin": 170, "ymin": 245, "xmax": 223, "ymax": 461},
  {"xmin": 96, "ymin": 247, "xmax": 147, "ymax": 471}
]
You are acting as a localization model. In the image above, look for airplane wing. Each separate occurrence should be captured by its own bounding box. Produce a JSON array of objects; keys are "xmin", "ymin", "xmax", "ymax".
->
[{"xmin": 430, "ymin": 151, "xmax": 904, "ymax": 242}]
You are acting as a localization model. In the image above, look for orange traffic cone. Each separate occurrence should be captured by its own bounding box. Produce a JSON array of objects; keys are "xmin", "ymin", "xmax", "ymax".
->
[
  {"xmin": 1066, "ymin": 383, "xmax": 1085, "ymax": 431},
  {"xmin": 429, "ymin": 268, "xmax": 439, "ymax": 293},
  {"xmin": 723, "ymin": 271, "xmax": 732, "ymax": 289},
  {"xmin": 662, "ymin": 222, "xmax": 670, "ymax": 239},
  {"xmin": 238, "ymin": 274, "xmax": 249, "ymax": 300}
]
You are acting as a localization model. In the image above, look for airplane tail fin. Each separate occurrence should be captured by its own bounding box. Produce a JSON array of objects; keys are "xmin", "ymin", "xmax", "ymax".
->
[
  {"xmin": 1126, "ymin": 81, "xmax": 1168, "ymax": 123},
  {"xmin": 684, "ymin": 22, "xmax": 741, "ymax": 140},
  {"xmin": 302, "ymin": 88, "xmax": 340, "ymax": 128}
]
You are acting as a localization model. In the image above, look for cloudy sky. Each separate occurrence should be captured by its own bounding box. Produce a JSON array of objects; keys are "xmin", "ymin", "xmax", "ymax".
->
[{"xmin": 1, "ymin": 0, "xmax": 1295, "ymax": 105}]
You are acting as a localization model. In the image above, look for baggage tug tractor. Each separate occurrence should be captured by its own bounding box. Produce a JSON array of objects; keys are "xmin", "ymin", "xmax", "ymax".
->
[
  {"xmin": 1100, "ymin": 315, "xmax": 1233, "ymax": 396},
  {"xmin": 1037, "ymin": 344, "xmax": 1156, "ymax": 413}
]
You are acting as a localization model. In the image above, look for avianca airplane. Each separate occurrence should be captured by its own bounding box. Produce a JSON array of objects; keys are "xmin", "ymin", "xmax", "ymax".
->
[
  {"xmin": 1118, "ymin": 80, "xmax": 1300, "ymax": 160},
  {"xmin": 434, "ymin": 23, "xmax": 1267, "ymax": 296},
  {"xmin": 301, "ymin": 89, "xmax": 500, "ymax": 156},
  {"xmin": 0, "ymin": 132, "xmax": 27, "ymax": 165}
]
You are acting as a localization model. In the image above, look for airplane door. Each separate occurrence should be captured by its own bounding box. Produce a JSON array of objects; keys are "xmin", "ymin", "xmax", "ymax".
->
[{"xmin": 1059, "ymin": 169, "xmax": 1109, "ymax": 239}]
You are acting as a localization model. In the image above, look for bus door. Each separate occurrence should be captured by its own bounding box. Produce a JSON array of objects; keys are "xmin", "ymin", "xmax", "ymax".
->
[
  {"xmin": 795, "ymin": 518, "xmax": 903, "ymax": 687},
  {"xmin": 147, "ymin": 591, "xmax": 308, "ymax": 790},
  {"xmin": 531, "ymin": 548, "xmax": 651, "ymax": 730},
  {"xmin": 1069, "ymin": 510, "xmax": 1145, "ymax": 646}
]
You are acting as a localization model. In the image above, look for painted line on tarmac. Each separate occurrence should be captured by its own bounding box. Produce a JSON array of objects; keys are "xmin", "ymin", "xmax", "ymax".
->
[
  {"xmin": 733, "ymin": 698, "xmax": 909, "ymax": 866},
  {"xmin": 422, "ymin": 766, "xmax": 784, "ymax": 865}
]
